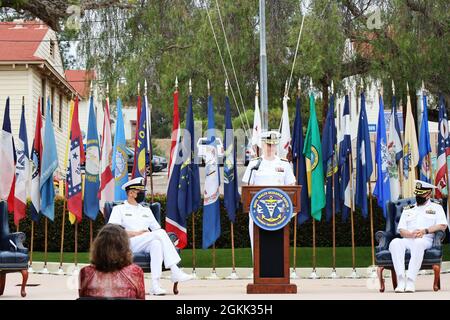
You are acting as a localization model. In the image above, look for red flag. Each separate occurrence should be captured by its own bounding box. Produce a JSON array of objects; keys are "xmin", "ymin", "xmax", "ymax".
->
[
  {"xmin": 66, "ymin": 97, "xmax": 85, "ymax": 222},
  {"xmin": 132, "ymin": 95, "xmax": 142, "ymax": 178}
]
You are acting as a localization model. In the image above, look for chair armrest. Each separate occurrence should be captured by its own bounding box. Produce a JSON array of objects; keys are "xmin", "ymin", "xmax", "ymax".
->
[
  {"xmin": 375, "ymin": 231, "xmax": 394, "ymax": 251},
  {"xmin": 8, "ymin": 232, "xmax": 27, "ymax": 252},
  {"xmin": 433, "ymin": 230, "xmax": 446, "ymax": 248}
]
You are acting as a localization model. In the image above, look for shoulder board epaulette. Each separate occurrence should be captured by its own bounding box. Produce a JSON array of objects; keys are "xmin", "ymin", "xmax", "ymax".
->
[
  {"xmin": 280, "ymin": 158, "xmax": 289, "ymax": 162},
  {"xmin": 431, "ymin": 199, "xmax": 441, "ymax": 204},
  {"xmin": 252, "ymin": 156, "xmax": 261, "ymax": 161},
  {"xmin": 403, "ymin": 204, "xmax": 415, "ymax": 210}
]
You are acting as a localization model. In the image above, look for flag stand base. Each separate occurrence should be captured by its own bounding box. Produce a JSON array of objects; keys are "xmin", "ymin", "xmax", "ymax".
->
[
  {"xmin": 309, "ymin": 270, "xmax": 319, "ymax": 279},
  {"xmin": 226, "ymin": 271, "xmax": 239, "ymax": 280},
  {"xmin": 290, "ymin": 269, "xmax": 299, "ymax": 279},
  {"xmin": 206, "ymin": 270, "xmax": 219, "ymax": 280}
]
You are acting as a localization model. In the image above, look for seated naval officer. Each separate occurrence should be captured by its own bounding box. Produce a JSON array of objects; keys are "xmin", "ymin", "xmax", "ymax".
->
[
  {"xmin": 242, "ymin": 130, "xmax": 296, "ymax": 253},
  {"xmin": 108, "ymin": 177, "xmax": 193, "ymax": 295},
  {"xmin": 389, "ymin": 180, "xmax": 448, "ymax": 293}
]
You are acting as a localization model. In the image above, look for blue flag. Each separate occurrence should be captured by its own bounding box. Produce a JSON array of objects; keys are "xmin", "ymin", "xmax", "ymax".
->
[
  {"xmin": 178, "ymin": 95, "xmax": 201, "ymax": 219},
  {"xmin": 135, "ymin": 94, "xmax": 148, "ymax": 179},
  {"xmin": 40, "ymin": 98, "xmax": 58, "ymax": 221},
  {"xmin": 418, "ymin": 92, "xmax": 432, "ymax": 182},
  {"xmin": 202, "ymin": 95, "xmax": 221, "ymax": 249},
  {"xmin": 112, "ymin": 97, "xmax": 128, "ymax": 200},
  {"xmin": 322, "ymin": 94, "xmax": 341, "ymax": 222},
  {"xmin": 355, "ymin": 93, "xmax": 373, "ymax": 218},
  {"xmin": 83, "ymin": 96, "xmax": 100, "ymax": 220},
  {"xmin": 373, "ymin": 94, "xmax": 391, "ymax": 218},
  {"xmin": 338, "ymin": 95, "xmax": 352, "ymax": 222},
  {"xmin": 223, "ymin": 95, "xmax": 240, "ymax": 223},
  {"xmin": 291, "ymin": 96, "xmax": 310, "ymax": 224}
]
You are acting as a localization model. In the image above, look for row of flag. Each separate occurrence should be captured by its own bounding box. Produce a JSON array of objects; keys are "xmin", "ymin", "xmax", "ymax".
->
[
  {"xmin": 0, "ymin": 86, "xmax": 154, "ymax": 227},
  {"xmin": 271, "ymin": 84, "xmax": 450, "ymax": 227}
]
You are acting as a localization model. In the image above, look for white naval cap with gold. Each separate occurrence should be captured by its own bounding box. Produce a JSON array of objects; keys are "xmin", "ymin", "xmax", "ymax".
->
[
  {"xmin": 414, "ymin": 180, "xmax": 436, "ymax": 195},
  {"xmin": 260, "ymin": 130, "xmax": 281, "ymax": 145},
  {"xmin": 121, "ymin": 177, "xmax": 147, "ymax": 191}
]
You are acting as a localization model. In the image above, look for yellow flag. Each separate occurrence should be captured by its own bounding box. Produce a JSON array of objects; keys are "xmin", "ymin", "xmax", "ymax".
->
[
  {"xmin": 64, "ymin": 100, "xmax": 78, "ymax": 224},
  {"xmin": 401, "ymin": 92, "xmax": 419, "ymax": 197}
]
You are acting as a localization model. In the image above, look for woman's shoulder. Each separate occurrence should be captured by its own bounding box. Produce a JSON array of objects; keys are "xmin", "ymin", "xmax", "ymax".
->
[{"xmin": 122, "ymin": 264, "xmax": 144, "ymax": 275}]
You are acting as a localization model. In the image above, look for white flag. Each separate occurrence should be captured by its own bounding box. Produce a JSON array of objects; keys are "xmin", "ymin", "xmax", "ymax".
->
[
  {"xmin": 252, "ymin": 93, "xmax": 262, "ymax": 151},
  {"xmin": 279, "ymin": 95, "xmax": 291, "ymax": 159},
  {"xmin": 387, "ymin": 108, "xmax": 401, "ymax": 200}
]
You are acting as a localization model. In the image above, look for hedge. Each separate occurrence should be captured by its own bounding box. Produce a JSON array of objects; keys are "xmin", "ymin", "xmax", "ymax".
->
[{"xmin": 7, "ymin": 194, "xmax": 395, "ymax": 253}]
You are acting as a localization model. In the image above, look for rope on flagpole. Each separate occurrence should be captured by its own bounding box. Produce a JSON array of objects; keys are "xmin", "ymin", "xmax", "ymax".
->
[
  {"xmin": 74, "ymin": 222, "xmax": 78, "ymax": 269},
  {"xmin": 214, "ymin": 0, "xmax": 251, "ymax": 133},
  {"xmin": 204, "ymin": 0, "xmax": 250, "ymax": 139}
]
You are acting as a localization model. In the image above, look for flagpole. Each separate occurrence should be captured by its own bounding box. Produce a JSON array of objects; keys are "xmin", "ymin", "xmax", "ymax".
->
[
  {"xmin": 393, "ymin": 81, "xmax": 404, "ymax": 197},
  {"xmin": 74, "ymin": 222, "xmax": 78, "ymax": 272},
  {"xmin": 145, "ymin": 79, "xmax": 154, "ymax": 203},
  {"xmin": 348, "ymin": 155, "xmax": 357, "ymax": 278},
  {"xmin": 207, "ymin": 242, "xmax": 219, "ymax": 279},
  {"xmin": 330, "ymin": 81, "xmax": 337, "ymax": 279},
  {"xmin": 291, "ymin": 79, "xmax": 301, "ymax": 280},
  {"xmin": 225, "ymin": 80, "xmax": 238, "ymax": 280},
  {"xmin": 28, "ymin": 221, "xmax": 35, "ymax": 272},
  {"xmin": 42, "ymin": 217, "xmax": 49, "ymax": 273},
  {"xmin": 58, "ymin": 197, "xmax": 67, "ymax": 274},
  {"xmin": 189, "ymin": 79, "xmax": 197, "ymax": 279},
  {"xmin": 368, "ymin": 180, "xmax": 375, "ymax": 268},
  {"xmin": 191, "ymin": 214, "xmax": 197, "ymax": 278},
  {"xmin": 308, "ymin": 79, "xmax": 318, "ymax": 280}
]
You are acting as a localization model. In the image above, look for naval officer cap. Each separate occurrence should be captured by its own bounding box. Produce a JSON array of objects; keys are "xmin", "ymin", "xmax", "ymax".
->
[
  {"xmin": 414, "ymin": 180, "xmax": 436, "ymax": 195},
  {"xmin": 260, "ymin": 130, "xmax": 281, "ymax": 145},
  {"xmin": 121, "ymin": 177, "xmax": 147, "ymax": 191}
]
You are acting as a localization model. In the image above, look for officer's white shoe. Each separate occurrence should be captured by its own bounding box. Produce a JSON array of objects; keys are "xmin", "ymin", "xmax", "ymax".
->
[
  {"xmin": 395, "ymin": 277, "xmax": 405, "ymax": 293},
  {"xmin": 171, "ymin": 270, "xmax": 194, "ymax": 283},
  {"xmin": 150, "ymin": 285, "xmax": 167, "ymax": 296},
  {"xmin": 405, "ymin": 279, "xmax": 415, "ymax": 293}
]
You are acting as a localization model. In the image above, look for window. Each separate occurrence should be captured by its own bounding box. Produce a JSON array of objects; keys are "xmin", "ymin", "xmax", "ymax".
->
[
  {"xmin": 41, "ymin": 78, "xmax": 46, "ymax": 116},
  {"xmin": 58, "ymin": 94, "xmax": 63, "ymax": 128},
  {"xmin": 51, "ymin": 87, "xmax": 55, "ymax": 121},
  {"xmin": 49, "ymin": 40, "xmax": 55, "ymax": 58}
]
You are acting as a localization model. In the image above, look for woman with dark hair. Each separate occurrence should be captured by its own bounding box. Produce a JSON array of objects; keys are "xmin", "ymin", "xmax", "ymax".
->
[{"xmin": 79, "ymin": 224, "xmax": 145, "ymax": 299}]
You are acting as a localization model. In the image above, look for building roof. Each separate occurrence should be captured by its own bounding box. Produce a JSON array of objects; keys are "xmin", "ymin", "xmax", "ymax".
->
[
  {"xmin": 0, "ymin": 20, "xmax": 49, "ymax": 61},
  {"xmin": 65, "ymin": 70, "xmax": 96, "ymax": 98}
]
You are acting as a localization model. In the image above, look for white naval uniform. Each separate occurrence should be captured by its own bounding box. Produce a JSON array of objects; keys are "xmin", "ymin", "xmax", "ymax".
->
[
  {"xmin": 242, "ymin": 156, "xmax": 296, "ymax": 255},
  {"xmin": 389, "ymin": 200, "xmax": 447, "ymax": 281},
  {"xmin": 108, "ymin": 201, "xmax": 181, "ymax": 281}
]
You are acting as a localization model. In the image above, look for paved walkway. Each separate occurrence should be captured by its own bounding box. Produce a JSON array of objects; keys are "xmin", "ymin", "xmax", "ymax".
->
[{"xmin": 2, "ymin": 269, "xmax": 450, "ymax": 300}]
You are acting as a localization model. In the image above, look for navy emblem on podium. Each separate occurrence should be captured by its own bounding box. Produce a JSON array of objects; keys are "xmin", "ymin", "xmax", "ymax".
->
[{"xmin": 250, "ymin": 188, "xmax": 293, "ymax": 231}]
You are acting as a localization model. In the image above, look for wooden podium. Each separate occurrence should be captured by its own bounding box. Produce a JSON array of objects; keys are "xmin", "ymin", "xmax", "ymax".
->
[{"xmin": 242, "ymin": 185, "xmax": 301, "ymax": 294}]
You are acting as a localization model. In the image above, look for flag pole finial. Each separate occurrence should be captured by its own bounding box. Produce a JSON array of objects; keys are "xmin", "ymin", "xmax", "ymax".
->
[
  {"xmin": 175, "ymin": 77, "xmax": 178, "ymax": 91},
  {"xmin": 406, "ymin": 82, "xmax": 410, "ymax": 95},
  {"xmin": 392, "ymin": 80, "xmax": 395, "ymax": 95},
  {"xmin": 106, "ymin": 83, "xmax": 109, "ymax": 96},
  {"xmin": 330, "ymin": 80, "xmax": 334, "ymax": 95},
  {"xmin": 116, "ymin": 81, "xmax": 120, "ymax": 98},
  {"xmin": 225, "ymin": 79, "xmax": 228, "ymax": 95},
  {"xmin": 309, "ymin": 78, "xmax": 313, "ymax": 93},
  {"xmin": 189, "ymin": 79, "xmax": 192, "ymax": 94},
  {"xmin": 360, "ymin": 78, "xmax": 364, "ymax": 91},
  {"xmin": 207, "ymin": 79, "xmax": 210, "ymax": 95},
  {"xmin": 22, "ymin": 95, "xmax": 24, "ymax": 105},
  {"xmin": 422, "ymin": 80, "xmax": 425, "ymax": 93},
  {"xmin": 256, "ymin": 82, "xmax": 259, "ymax": 96},
  {"xmin": 137, "ymin": 82, "xmax": 140, "ymax": 95},
  {"xmin": 90, "ymin": 81, "xmax": 93, "ymax": 95},
  {"xmin": 297, "ymin": 79, "xmax": 301, "ymax": 97},
  {"xmin": 284, "ymin": 80, "xmax": 288, "ymax": 97},
  {"xmin": 144, "ymin": 79, "xmax": 148, "ymax": 95}
]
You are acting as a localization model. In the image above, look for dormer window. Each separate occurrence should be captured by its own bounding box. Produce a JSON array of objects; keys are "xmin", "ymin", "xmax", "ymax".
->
[{"xmin": 50, "ymin": 40, "xmax": 55, "ymax": 58}]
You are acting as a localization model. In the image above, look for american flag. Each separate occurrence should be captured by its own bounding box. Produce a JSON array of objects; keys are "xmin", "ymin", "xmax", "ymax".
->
[{"xmin": 435, "ymin": 95, "xmax": 450, "ymax": 199}]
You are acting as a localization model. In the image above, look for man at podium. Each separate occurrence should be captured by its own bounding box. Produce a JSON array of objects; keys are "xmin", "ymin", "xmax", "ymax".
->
[{"xmin": 242, "ymin": 130, "xmax": 296, "ymax": 253}]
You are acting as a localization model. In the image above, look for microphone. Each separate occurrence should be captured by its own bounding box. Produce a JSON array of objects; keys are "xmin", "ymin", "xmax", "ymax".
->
[{"xmin": 247, "ymin": 158, "xmax": 262, "ymax": 185}]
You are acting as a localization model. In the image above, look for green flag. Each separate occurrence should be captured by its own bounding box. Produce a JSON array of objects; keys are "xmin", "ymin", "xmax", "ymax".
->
[{"xmin": 303, "ymin": 93, "xmax": 326, "ymax": 221}]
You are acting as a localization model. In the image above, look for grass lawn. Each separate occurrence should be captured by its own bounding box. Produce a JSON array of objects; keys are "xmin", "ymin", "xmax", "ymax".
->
[{"xmin": 32, "ymin": 244, "xmax": 450, "ymax": 268}]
